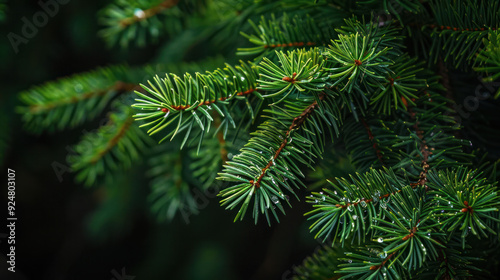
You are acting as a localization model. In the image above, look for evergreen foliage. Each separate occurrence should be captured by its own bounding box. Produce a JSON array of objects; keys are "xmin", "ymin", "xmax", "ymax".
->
[{"xmin": 17, "ymin": 0, "xmax": 500, "ymax": 278}]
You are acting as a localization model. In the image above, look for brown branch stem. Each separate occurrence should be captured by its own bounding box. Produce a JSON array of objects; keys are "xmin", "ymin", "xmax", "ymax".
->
[
  {"xmin": 29, "ymin": 81, "xmax": 141, "ymax": 114},
  {"xmin": 264, "ymin": 42, "xmax": 316, "ymax": 49},
  {"xmin": 90, "ymin": 116, "xmax": 134, "ymax": 164},
  {"xmin": 163, "ymin": 88, "xmax": 257, "ymax": 111},
  {"xmin": 119, "ymin": 0, "xmax": 180, "ymax": 27},
  {"xmin": 250, "ymin": 93, "xmax": 326, "ymax": 189},
  {"xmin": 361, "ymin": 118, "xmax": 384, "ymax": 165}
]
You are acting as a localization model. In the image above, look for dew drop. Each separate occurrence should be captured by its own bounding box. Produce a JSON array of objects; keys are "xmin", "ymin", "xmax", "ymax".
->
[
  {"xmin": 352, "ymin": 215, "xmax": 358, "ymax": 220},
  {"xmin": 271, "ymin": 196, "xmax": 279, "ymax": 204},
  {"xmin": 74, "ymin": 84, "xmax": 83, "ymax": 92},
  {"xmin": 377, "ymin": 237, "xmax": 384, "ymax": 243},
  {"xmin": 134, "ymin": 8, "xmax": 146, "ymax": 18}
]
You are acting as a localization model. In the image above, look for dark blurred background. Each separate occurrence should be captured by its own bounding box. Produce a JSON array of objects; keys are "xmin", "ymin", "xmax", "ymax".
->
[{"xmin": 0, "ymin": 1, "xmax": 322, "ymax": 279}]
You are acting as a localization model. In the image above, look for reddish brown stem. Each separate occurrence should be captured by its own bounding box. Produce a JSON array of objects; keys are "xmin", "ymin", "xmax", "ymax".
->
[
  {"xmin": 252, "ymin": 93, "xmax": 326, "ymax": 189},
  {"xmin": 361, "ymin": 119, "xmax": 384, "ymax": 165},
  {"xmin": 461, "ymin": 200, "xmax": 474, "ymax": 214},
  {"xmin": 90, "ymin": 117, "xmax": 134, "ymax": 164},
  {"xmin": 29, "ymin": 82, "xmax": 141, "ymax": 114},
  {"xmin": 402, "ymin": 226, "xmax": 418, "ymax": 241},
  {"xmin": 119, "ymin": 0, "xmax": 180, "ymax": 27},
  {"xmin": 370, "ymin": 251, "xmax": 397, "ymax": 270},
  {"xmin": 282, "ymin": 72, "xmax": 297, "ymax": 83},
  {"xmin": 264, "ymin": 42, "xmax": 316, "ymax": 48},
  {"xmin": 428, "ymin": 24, "xmax": 496, "ymax": 31},
  {"xmin": 337, "ymin": 94, "xmax": 433, "ymax": 210},
  {"xmin": 408, "ymin": 106, "xmax": 432, "ymax": 190},
  {"xmin": 214, "ymin": 114, "xmax": 228, "ymax": 163},
  {"xmin": 162, "ymin": 88, "xmax": 257, "ymax": 111}
]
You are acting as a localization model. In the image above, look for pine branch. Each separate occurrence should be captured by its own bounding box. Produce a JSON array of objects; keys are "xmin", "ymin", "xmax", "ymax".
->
[
  {"xmin": 306, "ymin": 168, "xmax": 408, "ymax": 244},
  {"xmin": 474, "ymin": 29, "xmax": 500, "ymax": 98},
  {"xmin": 132, "ymin": 61, "xmax": 261, "ymax": 146},
  {"xmin": 326, "ymin": 32, "xmax": 392, "ymax": 93},
  {"xmin": 253, "ymin": 93, "xmax": 326, "ymax": 190},
  {"xmin": 237, "ymin": 13, "xmax": 334, "ymax": 57},
  {"xmin": 17, "ymin": 65, "xmax": 137, "ymax": 133},
  {"xmin": 17, "ymin": 60, "xmax": 224, "ymax": 134},
  {"xmin": 415, "ymin": 237, "xmax": 483, "ymax": 280},
  {"xmin": 369, "ymin": 55, "xmax": 427, "ymax": 114},
  {"xmin": 69, "ymin": 101, "xmax": 154, "ymax": 186},
  {"xmin": 335, "ymin": 16, "xmax": 405, "ymax": 59},
  {"xmin": 292, "ymin": 245, "xmax": 344, "ymax": 280},
  {"xmin": 147, "ymin": 143, "xmax": 199, "ymax": 222},
  {"xmin": 343, "ymin": 117, "xmax": 402, "ymax": 171},
  {"xmin": 190, "ymin": 120, "xmax": 249, "ymax": 190},
  {"xmin": 258, "ymin": 49, "xmax": 326, "ymax": 102},
  {"xmin": 218, "ymin": 91, "xmax": 340, "ymax": 224},
  {"xmin": 119, "ymin": 0, "xmax": 179, "ymax": 28},
  {"xmin": 426, "ymin": 0, "xmax": 500, "ymax": 69},
  {"xmin": 356, "ymin": 0, "xmax": 424, "ymax": 23},
  {"xmin": 98, "ymin": 0, "xmax": 191, "ymax": 47},
  {"xmin": 304, "ymin": 74, "xmax": 482, "ymax": 278},
  {"xmin": 22, "ymin": 2, "xmax": 500, "ymax": 278},
  {"xmin": 427, "ymin": 168, "xmax": 500, "ymax": 245}
]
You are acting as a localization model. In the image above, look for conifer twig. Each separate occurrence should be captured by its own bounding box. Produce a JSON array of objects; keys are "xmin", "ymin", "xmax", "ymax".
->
[
  {"xmin": 250, "ymin": 92, "xmax": 325, "ymax": 189},
  {"xmin": 119, "ymin": 0, "xmax": 180, "ymax": 27}
]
